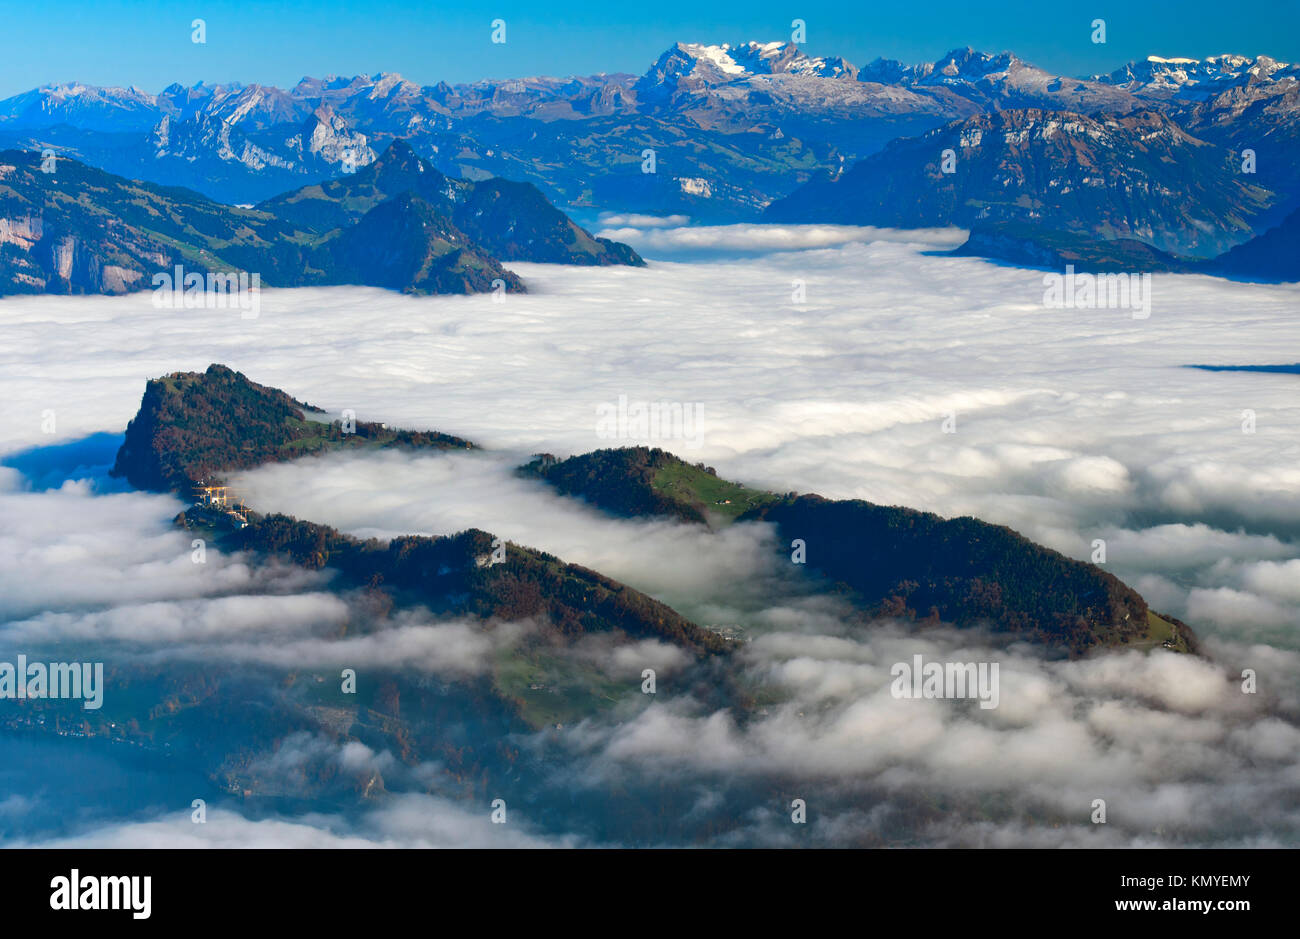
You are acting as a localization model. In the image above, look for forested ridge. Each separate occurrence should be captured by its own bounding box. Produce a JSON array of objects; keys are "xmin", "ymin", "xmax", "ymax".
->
[
  {"xmin": 228, "ymin": 513, "xmax": 729, "ymax": 654},
  {"xmin": 746, "ymin": 494, "xmax": 1153, "ymax": 652},
  {"xmin": 524, "ymin": 446, "xmax": 1190, "ymax": 653},
  {"xmin": 111, "ymin": 363, "xmax": 473, "ymax": 493}
]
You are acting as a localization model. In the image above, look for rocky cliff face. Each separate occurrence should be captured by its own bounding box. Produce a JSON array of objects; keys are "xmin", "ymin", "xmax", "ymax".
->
[
  {"xmin": 40, "ymin": 233, "xmax": 151, "ymax": 293},
  {"xmin": 299, "ymin": 104, "xmax": 372, "ymax": 165},
  {"xmin": 0, "ymin": 155, "xmax": 189, "ymax": 294},
  {"xmin": 149, "ymin": 101, "xmax": 376, "ymax": 180}
]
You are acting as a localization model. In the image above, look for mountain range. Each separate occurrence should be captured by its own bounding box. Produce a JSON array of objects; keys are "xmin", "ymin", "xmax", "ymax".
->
[
  {"xmin": 766, "ymin": 107, "xmax": 1275, "ymax": 256},
  {"xmin": 0, "ymin": 43, "xmax": 1294, "ymax": 278},
  {"xmin": 0, "ymin": 140, "xmax": 640, "ymax": 296},
  {"xmin": 4, "ymin": 45, "xmax": 1296, "ymax": 228}
]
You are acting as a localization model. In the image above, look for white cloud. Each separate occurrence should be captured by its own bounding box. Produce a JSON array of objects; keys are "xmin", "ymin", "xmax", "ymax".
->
[
  {"xmin": 594, "ymin": 223, "xmax": 967, "ymax": 255},
  {"xmin": 2, "ymin": 231, "xmax": 1299, "ymax": 847},
  {"xmin": 554, "ymin": 623, "xmax": 1300, "ymax": 845},
  {"xmin": 596, "ymin": 212, "xmax": 691, "ymax": 228},
  {"xmin": 18, "ymin": 794, "xmax": 576, "ymax": 848}
]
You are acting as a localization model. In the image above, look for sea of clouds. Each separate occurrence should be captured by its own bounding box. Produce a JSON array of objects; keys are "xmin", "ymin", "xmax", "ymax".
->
[{"xmin": 1, "ymin": 224, "xmax": 1298, "ymax": 846}]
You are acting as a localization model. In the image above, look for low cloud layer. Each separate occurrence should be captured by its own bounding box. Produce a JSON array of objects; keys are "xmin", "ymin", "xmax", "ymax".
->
[
  {"xmin": 2, "ymin": 226, "xmax": 1298, "ymax": 846},
  {"xmin": 18, "ymin": 792, "xmax": 576, "ymax": 848},
  {"xmin": 593, "ymin": 222, "xmax": 968, "ymax": 256}
]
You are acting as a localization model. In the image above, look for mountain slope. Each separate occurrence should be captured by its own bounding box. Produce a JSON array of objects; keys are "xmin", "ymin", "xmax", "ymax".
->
[
  {"xmin": 110, "ymin": 364, "xmax": 474, "ymax": 493},
  {"xmin": 0, "ymin": 82, "xmax": 161, "ymax": 132},
  {"xmin": 522, "ymin": 446, "xmax": 1197, "ymax": 655},
  {"xmin": 108, "ymin": 366, "xmax": 727, "ymax": 660},
  {"xmin": 0, "ymin": 42, "xmax": 1240, "ymax": 219},
  {"xmin": 0, "ymin": 147, "xmax": 290, "ymax": 295},
  {"xmin": 322, "ymin": 191, "xmax": 525, "ymax": 292},
  {"xmin": 1095, "ymin": 54, "xmax": 1294, "ymax": 101},
  {"xmin": 520, "ymin": 447, "xmax": 779, "ymax": 525},
  {"xmin": 258, "ymin": 140, "xmax": 643, "ymax": 265},
  {"xmin": 0, "ymin": 142, "xmax": 638, "ymax": 296},
  {"xmin": 766, "ymin": 108, "xmax": 1276, "ymax": 256},
  {"xmin": 745, "ymin": 494, "xmax": 1181, "ymax": 654},
  {"xmin": 1094, "ymin": 53, "xmax": 1300, "ymax": 206},
  {"xmin": 860, "ymin": 47, "xmax": 1140, "ymax": 114},
  {"xmin": 952, "ymin": 223, "xmax": 1195, "ymax": 273},
  {"xmin": 1203, "ymin": 204, "xmax": 1300, "ymax": 281},
  {"xmin": 226, "ymin": 515, "xmax": 726, "ymax": 654}
]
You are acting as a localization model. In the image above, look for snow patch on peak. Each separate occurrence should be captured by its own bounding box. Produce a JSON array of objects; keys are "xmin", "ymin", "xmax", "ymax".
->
[
  {"xmin": 1097, "ymin": 53, "xmax": 1293, "ymax": 93},
  {"xmin": 728, "ymin": 41, "xmax": 856, "ymax": 78},
  {"xmin": 645, "ymin": 40, "xmax": 857, "ymax": 83},
  {"xmin": 679, "ymin": 43, "xmax": 747, "ymax": 76}
]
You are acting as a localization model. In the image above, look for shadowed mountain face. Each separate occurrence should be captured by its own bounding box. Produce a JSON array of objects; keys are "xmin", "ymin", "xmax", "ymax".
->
[
  {"xmin": 743, "ymin": 495, "xmax": 1164, "ymax": 654},
  {"xmin": 322, "ymin": 191, "xmax": 525, "ymax": 293},
  {"xmin": 0, "ymin": 141, "xmax": 640, "ymax": 297},
  {"xmin": 525, "ymin": 447, "xmax": 1196, "ymax": 655},
  {"xmin": 1203, "ymin": 204, "xmax": 1300, "ymax": 281},
  {"xmin": 766, "ymin": 108, "xmax": 1276, "ymax": 257},
  {"xmin": 951, "ymin": 224, "xmax": 1195, "ymax": 273},
  {"xmin": 259, "ymin": 140, "xmax": 643, "ymax": 266},
  {"xmin": 953, "ymin": 204, "xmax": 1300, "ymax": 278}
]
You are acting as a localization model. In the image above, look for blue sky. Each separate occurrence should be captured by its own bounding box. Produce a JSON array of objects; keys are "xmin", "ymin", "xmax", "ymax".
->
[{"xmin": 3, "ymin": 0, "xmax": 1298, "ymax": 97}]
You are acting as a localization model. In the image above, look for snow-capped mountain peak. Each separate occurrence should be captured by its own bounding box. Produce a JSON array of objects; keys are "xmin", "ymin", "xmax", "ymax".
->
[
  {"xmin": 0, "ymin": 82, "xmax": 161, "ymax": 132},
  {"xmin": 639, "ymin": 40, "xmax": 857, "ymax": 88},
  {"xmin": 728, "ymin": 41, "xmax": 857, "ymax": 78},
  {"xmin": 677, "ymin": 43, "xmax": 747, "ymax": 76},
  {"xmin": 1096, "ymin": 53, "xmax": 1296, "ymax": 96},
  {"xmin": 922, "ymin": 48, "xmax": 1022, "ymax": 83}
]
